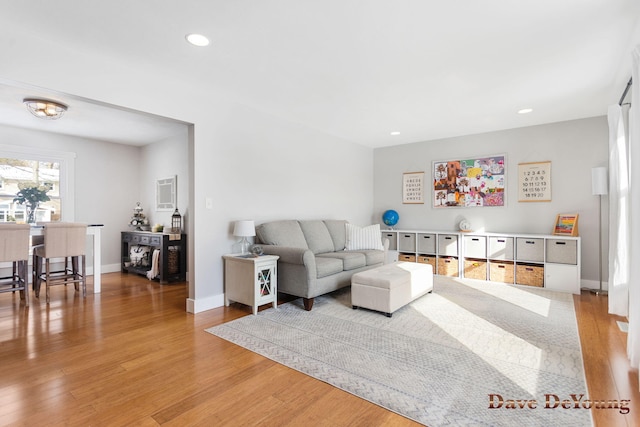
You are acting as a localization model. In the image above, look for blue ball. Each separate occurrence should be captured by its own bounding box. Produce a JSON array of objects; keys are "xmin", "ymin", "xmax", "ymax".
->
[{"xmin": 382, "ymin": 210, "xmax": 399, "ymax": 226}]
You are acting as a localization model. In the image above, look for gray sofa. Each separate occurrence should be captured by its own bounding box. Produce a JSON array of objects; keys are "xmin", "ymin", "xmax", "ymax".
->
[{"xmin": 255, "ymin": 220, "xmax": 386, "ymax": 311}]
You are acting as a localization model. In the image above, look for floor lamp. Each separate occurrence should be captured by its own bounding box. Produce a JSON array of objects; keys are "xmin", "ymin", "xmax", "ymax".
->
[{"xmin": 591, "ymin": 167, "xmax": 608, "ymax": 295}]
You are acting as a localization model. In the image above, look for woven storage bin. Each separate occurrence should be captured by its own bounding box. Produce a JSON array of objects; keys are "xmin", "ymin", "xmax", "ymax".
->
[
  {"xmin": 516, "ymin": 263, "xmax": 544, "ymax": 287},
  {"xmin": 168, "ymin": 246, "xmax": 180, "ymax": 275},
  {"xmin": 417, "ymin": 254, "xmax": 436, "ymax": 271},
  {"xmin": 489, "ymin": 260, "xmax": 514, "ymax": 283},
  {"xmin": 464, "ymin": 258, "xmax": 487, "ymax": 280},
  {"xmin": 438, "ymin": 256, "xmax": 459, "ymax": 277},
  {"xmin": 398, "ymin": 253, "xmax": 416, "ymax": 262}
]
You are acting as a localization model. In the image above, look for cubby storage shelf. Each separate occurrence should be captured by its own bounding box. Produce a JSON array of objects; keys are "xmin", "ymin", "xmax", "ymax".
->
[{"xmin": 381, "ymin": 229, "xmax": 581, "ymax": 294}]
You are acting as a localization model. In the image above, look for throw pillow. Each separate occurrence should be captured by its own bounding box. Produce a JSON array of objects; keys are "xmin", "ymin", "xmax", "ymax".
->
[{"xmin": 345, "ymin": 223, "xmax": 384, "ymax": 251}]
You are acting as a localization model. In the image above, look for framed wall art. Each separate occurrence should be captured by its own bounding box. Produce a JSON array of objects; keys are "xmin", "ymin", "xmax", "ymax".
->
[
  {"xmin": 518, "ymin": 161, "xmax": 551, "ymax": 202},
  {"xmin": 403, "ymin": 171, "xmax": 424, "ymax": 204},
  {"xmin": 433, "ymin": 155, "xmax": 505, "ymax": 208},
  {"xmin": 156, "ymin": 175, "xmax": 177, "ymax": 211}
]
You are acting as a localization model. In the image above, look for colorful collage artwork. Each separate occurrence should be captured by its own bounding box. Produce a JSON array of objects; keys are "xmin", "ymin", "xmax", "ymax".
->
[{"xmin": 433, "ymin": 156, "xmax": 505, "ymax": 208}]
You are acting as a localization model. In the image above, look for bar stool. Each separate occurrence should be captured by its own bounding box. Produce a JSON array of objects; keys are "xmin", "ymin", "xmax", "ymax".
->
[
  {"xmin": 34, "ymin": 223, "xmax": 87, "ymax": 304},
  {"xmin": 0, "ymin": 223, "xmax": 30, "ymax": 306}
]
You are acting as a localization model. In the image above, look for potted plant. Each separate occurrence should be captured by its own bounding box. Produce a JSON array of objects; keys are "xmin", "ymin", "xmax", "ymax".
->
[{"xmin": 13, "ymin": 182, "xmax": 52, "ymax": 224}]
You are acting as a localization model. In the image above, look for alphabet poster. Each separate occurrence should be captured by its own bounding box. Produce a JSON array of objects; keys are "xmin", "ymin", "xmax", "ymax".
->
[
  {"xmin": 403, "ymin": 172, "xmax": 424, "ymax": 204},
  {"xmin": 433, "ymin": 155, "xmax": 505, "ymax": 208}
]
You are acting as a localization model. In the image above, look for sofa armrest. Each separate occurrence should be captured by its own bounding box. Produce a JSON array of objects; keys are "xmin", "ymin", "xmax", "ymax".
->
[
  {"xmin": 260, "ymin": 245, "xmax": 316, "ymax": 267},
  {"xmin": 382, "ymin": 237, "xmax": 390, "ymax": 264}
]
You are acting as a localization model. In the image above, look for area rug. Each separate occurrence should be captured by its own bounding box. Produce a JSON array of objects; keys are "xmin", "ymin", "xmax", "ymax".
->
[{"xmin": 206, "ymin": 277, "xmax": 592, "ymax": 426}]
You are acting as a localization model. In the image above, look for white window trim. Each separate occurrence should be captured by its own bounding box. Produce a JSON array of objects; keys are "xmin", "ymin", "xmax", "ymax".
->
[{"xmin": 0, "ymin": 143, "xmax": 76, "ymax": 221}]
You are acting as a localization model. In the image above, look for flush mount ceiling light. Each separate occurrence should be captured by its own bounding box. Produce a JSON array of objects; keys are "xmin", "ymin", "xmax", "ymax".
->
[
  {"xmin": 23, "ymin": 98, "xmax": 68, "ymax": 120},
  {"xmin": 390, "ymin": 131, "xmax": 401, "ymax": 136},
  {"xmin": 517, "ymin": 108, "xmax": 533, "ymax": 114},
  {"xmin": 185, "ymin": 33, "xmax": 210, "ymax": 47}
]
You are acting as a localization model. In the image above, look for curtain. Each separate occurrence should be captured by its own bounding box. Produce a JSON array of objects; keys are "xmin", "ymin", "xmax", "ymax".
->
[
  {"xmin": 608, "ymin": 104, "xmax": 629, "ymax": 316},
  {"xmin": 628, "ymin": 46, "xmax": 640, "ymax": 373}
]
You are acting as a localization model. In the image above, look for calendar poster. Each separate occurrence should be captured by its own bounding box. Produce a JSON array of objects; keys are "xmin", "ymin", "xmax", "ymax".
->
[{"xmin": 518, "ymin": 161, "xmax": 551, "ymax": 202}]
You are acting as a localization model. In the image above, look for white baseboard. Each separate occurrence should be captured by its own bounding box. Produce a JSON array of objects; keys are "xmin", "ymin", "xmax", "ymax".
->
[
  {"xmin": 186, "ymin": 293, "xmax": 225, "ymax": 313},
  {"xmin": 580, "ymin": 278, "xmax": 609, "ymax": 291}
]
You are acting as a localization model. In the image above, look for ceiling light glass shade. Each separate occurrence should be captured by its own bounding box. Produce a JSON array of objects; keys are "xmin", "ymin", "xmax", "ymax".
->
[
  {"xmin": 185, "ymin": 33, "xmax": 210, "ymax": 46},
  {"xmin": 23, "ymin": 98, "xmax": 68, "ymax": 120}
]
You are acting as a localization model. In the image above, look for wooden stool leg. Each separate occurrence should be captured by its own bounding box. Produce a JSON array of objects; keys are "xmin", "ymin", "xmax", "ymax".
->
[
  {"xmin": 21, "ymin": 260, "xmax": 29, "ymax": 306},
  {"xmin": 82, "ymin": 255, "xmax": 86, "ymax": 298},
  {"xmin": 45, "ymin": 258, "xmax": 51, "ymax": 304}
]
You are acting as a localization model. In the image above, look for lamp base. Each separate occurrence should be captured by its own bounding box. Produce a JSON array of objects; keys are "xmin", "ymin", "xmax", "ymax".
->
[
  {"xmin": 235, "ymin": 237, "xmax": 251, "ymax": 255},
  {"xmin": 589, "ymin": 288, "xmax": 608, "ymax": 296}
]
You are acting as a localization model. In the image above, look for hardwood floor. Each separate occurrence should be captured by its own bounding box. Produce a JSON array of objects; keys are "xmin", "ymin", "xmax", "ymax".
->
[{"xmin": 0, "ymin": 273, "xmax": 638, "ymax": 426}]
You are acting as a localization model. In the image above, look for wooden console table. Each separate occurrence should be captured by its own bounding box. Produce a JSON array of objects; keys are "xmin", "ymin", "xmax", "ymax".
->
[{"xmin": 121, "ymin": 231, "xmax": 187, "ymax": 283}]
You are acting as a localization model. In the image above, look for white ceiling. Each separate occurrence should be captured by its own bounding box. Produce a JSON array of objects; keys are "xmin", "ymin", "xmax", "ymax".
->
[{"xmin": 0, "ymin": 1, "xmax": 639, "ymax": 148}]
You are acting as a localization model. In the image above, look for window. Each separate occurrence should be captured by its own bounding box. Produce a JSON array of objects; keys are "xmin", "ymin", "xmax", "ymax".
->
[{"xmin": 0, "ymin": 144, "xmax": 75, "ymax": 222}]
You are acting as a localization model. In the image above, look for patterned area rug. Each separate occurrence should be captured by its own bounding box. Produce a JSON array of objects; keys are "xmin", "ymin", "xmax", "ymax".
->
[{"xmin": 206, "ymin": 277, "xmax": 591, "ymax": 426}]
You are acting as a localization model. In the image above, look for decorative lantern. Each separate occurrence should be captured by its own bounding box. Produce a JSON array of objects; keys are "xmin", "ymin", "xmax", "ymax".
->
[{"xmin": 171, "ymin": 208, "xmax": 182, "ymax": 233}]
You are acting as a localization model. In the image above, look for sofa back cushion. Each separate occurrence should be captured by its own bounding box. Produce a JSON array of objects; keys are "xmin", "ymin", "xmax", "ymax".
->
[
  {"xmin": 323, "ymin": 220, "xmax": 348, "ymax": 251},
  {"xmin": 298, "ymin": 220, "xmax": 335, "ymax": 254},
  {"xmin": 256, "ymin": 220, "xmax": 309, "ymax": 249}
]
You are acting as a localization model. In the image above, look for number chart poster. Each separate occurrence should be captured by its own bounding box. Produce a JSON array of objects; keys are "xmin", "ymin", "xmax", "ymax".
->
[
  {"xmin": 433, "ymin": 155, "xmax": 505, "ymax": 208},
  {"xmin": 518, "ymin": 161, "xmax": 551, "ymax": 202}
]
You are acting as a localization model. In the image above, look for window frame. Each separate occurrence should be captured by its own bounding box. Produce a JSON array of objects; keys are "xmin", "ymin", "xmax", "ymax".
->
[{"xmin": 0, "ymin": 144, "xmax": 76, "ymax": 221}]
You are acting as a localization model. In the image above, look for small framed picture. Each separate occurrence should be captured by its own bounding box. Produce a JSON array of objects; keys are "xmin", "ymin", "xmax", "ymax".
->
[
  {"xmin": 403, "ymin": 172, "xmax": 424, "ymax": 204},
  {"xmin": 553, "ymin": 214, "xmax": 579, "ymax": 236}
]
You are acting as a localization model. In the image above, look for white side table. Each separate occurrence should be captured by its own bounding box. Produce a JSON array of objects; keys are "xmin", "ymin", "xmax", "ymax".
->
[{"xmin": 223, "ymin": 254, "xmax": 279, "ymax": 315}]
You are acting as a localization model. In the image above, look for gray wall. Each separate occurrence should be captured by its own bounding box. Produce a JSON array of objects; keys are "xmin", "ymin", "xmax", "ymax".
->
[
  {"xmin": 140, "ymin": 131, "xmax": 190, "ymax": 231},
  {"xmin": 373, "ymin": 117, "xmax": 609, "ymax": 285}
]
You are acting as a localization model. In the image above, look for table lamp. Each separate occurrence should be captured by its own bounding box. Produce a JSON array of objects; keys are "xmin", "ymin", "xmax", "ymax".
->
[{"xmin": 233, "ymin": 220, "xmax": 255, "ymax": 255}]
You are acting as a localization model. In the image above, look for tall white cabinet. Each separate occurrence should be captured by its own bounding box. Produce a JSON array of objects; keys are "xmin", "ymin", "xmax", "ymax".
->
[{"xmin": 382, "ymin": 229, "xmax": 581, "ymax": 294}]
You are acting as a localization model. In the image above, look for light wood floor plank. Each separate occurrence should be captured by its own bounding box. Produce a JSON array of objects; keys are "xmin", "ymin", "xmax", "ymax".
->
[{"xmin": 0, "ymin": 272, "xmax": 637, "ymax": 426}]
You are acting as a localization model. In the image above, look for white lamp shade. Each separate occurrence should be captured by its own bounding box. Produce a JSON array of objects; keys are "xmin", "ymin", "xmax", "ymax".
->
[
  {"xmin": 233, "ymin": 220, "xmax": 255, "ymax": 237},
  {"xmin": 591, "ymin": 167, "xmax": 608, "ymax": 195}
]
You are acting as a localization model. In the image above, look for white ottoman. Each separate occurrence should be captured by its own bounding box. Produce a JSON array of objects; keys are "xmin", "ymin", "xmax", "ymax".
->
[{"xmin": 351, "ymin": 261, "xmax": 433, "ymax": 317}]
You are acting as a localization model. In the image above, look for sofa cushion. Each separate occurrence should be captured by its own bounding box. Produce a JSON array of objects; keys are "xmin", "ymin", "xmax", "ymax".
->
[
  {"xmin": 317, "ymin": 252, "xmax": 366, "ymax": 271},
  {"xmin": 256, "ymin": 220, "xmax": 309, "ymax": 249},
  {"xmin": 315, "ymin": 256, "xmax": 344, "ymax": 278},
  {"xmin": 323, "ymin": 220, "xmax": 348, "ymax": 251},
  {"xmin": 350, "ymin": 249, "xmax": 385, "ymax": 266},
  {"xmin": 345, "ymin": 223, "xmax": 384, "ymax": 251},
  {"xmin": 299, "ymin": 220, "xmax": 335, "ymax": 254}
]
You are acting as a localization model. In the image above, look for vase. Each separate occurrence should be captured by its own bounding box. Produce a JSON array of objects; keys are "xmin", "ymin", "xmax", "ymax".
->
[{"xmin": 26, "ymin": 203, "xmax": 38, "ymax": 224}]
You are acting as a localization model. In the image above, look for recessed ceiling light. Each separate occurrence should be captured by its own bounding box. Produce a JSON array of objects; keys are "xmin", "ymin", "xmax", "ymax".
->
[
  {"xmin": 390, "ymin": 131, "xmax": 401, "ymax": 136},
  {"xmin": 517, "ymin": 108, "xmax": 533, "ymax": 114},
  {"xmin": 185, "ymin": 34, "xmax": 210, "ymax": 47}
]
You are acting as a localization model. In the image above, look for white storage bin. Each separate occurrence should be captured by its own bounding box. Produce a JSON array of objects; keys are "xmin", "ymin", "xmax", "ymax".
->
[
  {"xmin": 545, "ymin": 239, "xmax": 578, "ymax": 265},
  {"xmin": 417, "ymin": 233, "xmax": 436, "ymax": 254},
  {"xmin": 516, "ymin": 237, "xmax": 544, "ymax": 262},
  {"xmin": 488, "ymin": 236, "xmax": 514, "ymax": 260},
  {"xmin": 438, "ymin": 234, "xmax": 459, "ymax": 256},
  {"xmin": 398, "ymin": 233, "xmax": 416, "ymax": 252},
  {"xmin": 463, "ymin": 235, "xmax": 486, "ymax": 258},
  {"xmin": 381, "ymin": 231, "xmax": 398, "ymax": 251}
]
